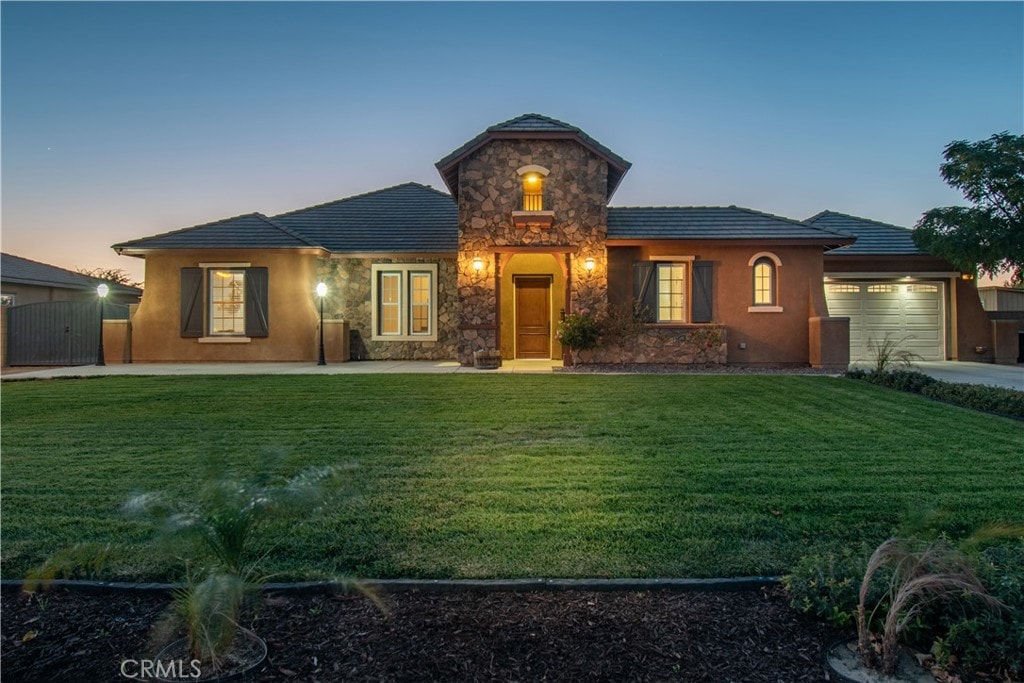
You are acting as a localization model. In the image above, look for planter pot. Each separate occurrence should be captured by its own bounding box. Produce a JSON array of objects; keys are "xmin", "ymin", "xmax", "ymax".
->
[
  {"xmin": 154, "ymin": 628, "xmax": 267, "ymax": 682},
  {"xmin": 823, "ymin": 638, "xmax": 936, "ymax": 683},
  {"xmin": 473, "ymin": 350, "xmax": 502, "ymax": 370}
]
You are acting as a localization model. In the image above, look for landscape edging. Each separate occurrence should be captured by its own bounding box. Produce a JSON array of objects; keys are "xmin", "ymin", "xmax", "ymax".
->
[{"xmin": 1, "ymin": 576, "xmax": 779, "ymax": 596}]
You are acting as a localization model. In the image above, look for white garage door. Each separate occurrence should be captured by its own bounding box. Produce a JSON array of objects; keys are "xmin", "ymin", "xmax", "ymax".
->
[{"xmin": 825, "ymin": 281, "xmax": 945, "ymax": 361}]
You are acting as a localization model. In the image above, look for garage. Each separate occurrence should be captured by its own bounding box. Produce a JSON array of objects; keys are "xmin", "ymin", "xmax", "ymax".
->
[{"xmin": 825, "ymin": 280, "xmax": 945, "ymax": 361}]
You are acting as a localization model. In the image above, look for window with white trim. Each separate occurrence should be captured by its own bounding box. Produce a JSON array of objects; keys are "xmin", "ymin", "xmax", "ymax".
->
[
  {"xmin": 371, "ymin": 264, "xmax": 438, "ymax": 341},
  {"xmin": 209, "ymin": 269, "xmax": 246, "ymax": 335}
]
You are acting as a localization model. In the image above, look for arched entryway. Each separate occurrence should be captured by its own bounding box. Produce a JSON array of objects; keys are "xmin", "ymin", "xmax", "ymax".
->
[{"xmin": 498, "ymin": 252, "xmax": 568, "ymax": 361}]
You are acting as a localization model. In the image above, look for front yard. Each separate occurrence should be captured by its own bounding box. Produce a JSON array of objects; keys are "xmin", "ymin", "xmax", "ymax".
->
[{"xmin": 2, "ymin": 374, "xmax": 1021, "ymax": 580}]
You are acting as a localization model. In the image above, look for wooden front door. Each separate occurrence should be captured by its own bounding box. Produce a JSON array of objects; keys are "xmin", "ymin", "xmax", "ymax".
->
[{"xmin": 515, "ymin": 276, "xmax": 552, "ymax": 359}]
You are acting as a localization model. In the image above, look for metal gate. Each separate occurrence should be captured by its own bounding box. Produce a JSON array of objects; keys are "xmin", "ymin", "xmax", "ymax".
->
[{"xmin": 5, "ymin": 301, "xmax": 127, "ymax": 366}]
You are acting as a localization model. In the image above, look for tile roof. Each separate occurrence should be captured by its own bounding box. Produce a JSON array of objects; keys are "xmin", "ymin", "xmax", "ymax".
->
[
  {"xmin": 1, "ymin": 252, "xmax": 142, "ymax": 295},
  {"xmin": 113, "ymin": 212, "xmax": 316, "ymax": 252},
  {"xmin": 607, "ymin": 206, "xmax": 854, "ymax": 243},
  {"xmin": 435, "ymin": 114, "xmax": 632, "ymax": 200},
  {"xmin": 806, "ymin": 211, "xmax": 924, "ymax": 255},
  {"xmin": 436, "ymin": 113, "xmax": 631, "ymax": 170},
  {"xmin": 273, "ymin": 183, "xmax": 457, "ymax": 252}
]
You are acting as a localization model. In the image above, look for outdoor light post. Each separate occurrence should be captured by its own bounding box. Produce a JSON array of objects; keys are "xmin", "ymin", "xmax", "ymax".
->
[
  {"xmin": 96, "ymin": 283, "xmax": 109, "ymax": 366},
  {"xmin": 316, "ymin": 282, "xmax": 327, "ymax": 365}
]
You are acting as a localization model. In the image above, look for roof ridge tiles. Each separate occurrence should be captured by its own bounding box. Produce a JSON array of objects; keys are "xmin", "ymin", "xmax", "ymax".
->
[
  {"xmin": 111, "ymin": 211, "xmax": 270, "ymax": 247},
  {"xmin": 807, "ymin": 209, "xmax": 914, "ymax": 232},
  {"xmin": 255, "ymin": 213, "xmax": 319, "ymax": 247},
  {"xmin": 272, "ymin": 182, "xmax": 452, "ymax": 219}
]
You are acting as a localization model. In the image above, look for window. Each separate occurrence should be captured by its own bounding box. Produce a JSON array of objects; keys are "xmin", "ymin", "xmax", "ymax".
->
[
  {"xmin": 868, "ymin": 284, "xmax": 897, "ymax": 293},
  {"xmin": 907, "ymin": 284, "xmax": 938, "ymax": 293},
  {"xmin": 522, "ymin": 173, "xmax": 544, "ymax": 211},
  {"xmin": 752, "ymin": 258, "xmax": 775, "ymax": 305},
  {"xmin": 371, "ymin": 264, "xmax": 438, "ymax": 341},
  {"xmin": 634, "ymin": 260, "xmax": 714, "ymax": 324},
  {"xmin": 180, "ymin": 265, "xmax": 269, "ymax": 339},
  {"xmin": 826, "ymin": 284, "xmax": 860, "ymax": 293},
  {"xmin": 746, "ymin": 252, "xmax": 782, "ymax": 313},
  {"xmin": 209, "ymin": 269, "xmax": 246, "ymax": 335},
  {"xmin": 657, "ymin": 263, "xmax": 687, "ymax": 322}
]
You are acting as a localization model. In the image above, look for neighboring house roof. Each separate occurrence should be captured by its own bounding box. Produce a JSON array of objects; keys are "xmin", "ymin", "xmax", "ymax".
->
[
  {"xmin": 607, "ymin": 206, "xmax": 854, "ymax": 245},
  {"xmin": 807, "ymin": 210, "xmax": 924, "ymax": 255},
  {"xmin": 113, "ymin": 212, "xmax": 316, "ymax": 253},
  {"xmin": 273, "ymin": 183, "xmax": 458, "ymax": 252},
  {"xmin": 435, "ymin": 113, "xmax": 632, "ymax": 200},
  {"xmin": 1, "ymin": 252, "xmax": 142, "ymax": 296}
]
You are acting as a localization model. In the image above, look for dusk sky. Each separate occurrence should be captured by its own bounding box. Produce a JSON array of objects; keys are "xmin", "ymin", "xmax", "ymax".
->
[{"xmin": 2, "ymin": 2, "xmax": 1022, "ymax": 285}]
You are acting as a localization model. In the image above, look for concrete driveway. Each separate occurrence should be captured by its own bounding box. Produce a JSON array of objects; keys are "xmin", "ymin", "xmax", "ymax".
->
[{"xmin": 911, "ymin": 361, "xmax": 1024, "ymax": 391}]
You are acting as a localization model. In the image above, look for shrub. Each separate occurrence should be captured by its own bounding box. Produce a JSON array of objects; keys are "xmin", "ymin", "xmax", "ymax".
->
[
  {"xmin": 556, "ymin": 311, "xmax": 600, "ymax": 351},
  {"xmin": 784, "ymin": 545, "xmax": 872, "ymax": 628},
  {"xmin": 846, "ymin": 369, "xmax": 1024, "ymax": 418},
  {"xmin": 934, "ymin": 543, "xmax": 1024, "ymax": 678},
  {"xmin": 867, "ymin": 333, "xmax": 922, "ymax": 373}
]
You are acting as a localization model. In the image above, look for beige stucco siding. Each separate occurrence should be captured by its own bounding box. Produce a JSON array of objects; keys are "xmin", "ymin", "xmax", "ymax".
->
[{"xmin": 130, "ymin": 249, "xmax": 324, "ymax": 362}]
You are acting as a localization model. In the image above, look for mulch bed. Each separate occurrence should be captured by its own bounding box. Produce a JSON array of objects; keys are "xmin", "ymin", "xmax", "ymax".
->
[{"xmin": 1, "ymin": 585, "xmax": 842, "ymax": 682}]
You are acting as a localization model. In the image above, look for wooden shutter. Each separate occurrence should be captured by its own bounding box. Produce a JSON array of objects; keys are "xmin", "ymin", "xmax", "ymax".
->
[
  {"xmin": 180, "ymin": 268, "xmax": 204, "ymax": 337},
  {"xmin": 244, "ymin": 267, "xmax": 269, "ymax": 337},
  {"xmin": 633, "ymin": 262, "xmax": 657, "ymax": 322},
  {"xmin": 691, "ymin": 260, "xmax": 714, "ymax": 323}
]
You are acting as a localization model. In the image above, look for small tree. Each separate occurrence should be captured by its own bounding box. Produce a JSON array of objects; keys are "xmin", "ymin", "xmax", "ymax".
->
[
  {"xmin": 76, "ymin": 267, "xmax": 143, "ymax": 289},
  {"xmin": 913, "ymin": 132, "xmax": 1024, "ymax": 285}
]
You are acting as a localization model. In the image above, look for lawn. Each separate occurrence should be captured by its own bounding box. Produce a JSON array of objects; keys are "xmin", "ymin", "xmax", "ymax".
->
[{"xmin": 1, "ymin": 374, "xmax": 1021, "ymax": 581}]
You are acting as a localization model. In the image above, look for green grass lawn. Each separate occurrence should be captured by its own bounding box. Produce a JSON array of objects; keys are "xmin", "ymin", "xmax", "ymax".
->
[{"xmin": 2, "ymin": 374, "xmax": 1021, "ymax": 581}]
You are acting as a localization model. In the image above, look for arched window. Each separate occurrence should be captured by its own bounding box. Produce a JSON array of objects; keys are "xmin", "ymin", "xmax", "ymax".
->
[
  {"xmin": 516, "ymin": 165, "xmax": 550, "ymax": 212},
  {"xmin": 753, "ymin": 257, "xmax": 775, "ymax": 306},
  {"xmin": 747, "ymin": 252, "xmax": 781, "ymax": 309}
]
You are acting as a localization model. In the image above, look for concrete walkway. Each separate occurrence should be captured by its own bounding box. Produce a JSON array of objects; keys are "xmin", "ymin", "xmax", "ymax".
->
[
  {"xmin": 5, "ymin": 359, "xmax": 1022, "ymax": 389},
  {"xmin": 0, "ymin": 359, "xmax": 563, "ymax": 379}
]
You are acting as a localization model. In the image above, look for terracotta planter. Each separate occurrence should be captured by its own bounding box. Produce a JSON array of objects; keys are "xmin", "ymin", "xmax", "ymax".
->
[{"xmin": 154, "ymin": 628, "xmax": 267, "ymax": 682}]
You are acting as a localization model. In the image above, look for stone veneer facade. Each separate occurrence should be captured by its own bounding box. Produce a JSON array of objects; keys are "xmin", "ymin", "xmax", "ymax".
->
[
  {"xmin": 317, "ymin": 256, "xmax": 460, "ymax": 360},
  {"xmin": 456, "ymin": 139, "xmax": 610, "ymax": 365},
  {"xmin": 578, "ymin": 326, "xmax": 728, "ymax": 365}
]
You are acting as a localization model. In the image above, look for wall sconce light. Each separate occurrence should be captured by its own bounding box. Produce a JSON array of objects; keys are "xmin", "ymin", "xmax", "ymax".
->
[
  {"xmin": 472, "ymin": 257, "xmax": 484, "ymax": 272},
  {"xmin": 584, "ymin": 257, "xmax": 595, "ymax": 272},
  {"xmin": 961, "ymin": 273, "xmax": 974, "ymax": 281}
]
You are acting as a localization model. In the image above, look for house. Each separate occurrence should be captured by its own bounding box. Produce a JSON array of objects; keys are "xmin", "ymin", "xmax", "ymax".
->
[
  {"xmin": 977, "ymin": 286, "xmax": 1024, "ymax": 363},
  {"xmin": 111, "ymin": 114, "xmax": 1013, "ymax": 367},
  {"xmin": 1, "ymin": 253, "xmax": 143, "ymax": 366},
  {"xmin": 1, "ymin": 253, "xmax": 142, "ymax": 307}
]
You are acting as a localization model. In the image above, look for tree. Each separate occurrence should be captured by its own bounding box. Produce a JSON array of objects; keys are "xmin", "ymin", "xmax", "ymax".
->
[
  {"xmin": 76, "ymin": 267, "xmax": 142, "ymax": 289},
  {"xmin": 913, "ymin": 132, "xmax": 1024, "ymax": 285}
]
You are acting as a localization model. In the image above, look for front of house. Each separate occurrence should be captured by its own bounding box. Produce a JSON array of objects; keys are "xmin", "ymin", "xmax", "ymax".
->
[{"xmin": 113, "ymin": 114, "xmax": 1012, "ymax": 367}]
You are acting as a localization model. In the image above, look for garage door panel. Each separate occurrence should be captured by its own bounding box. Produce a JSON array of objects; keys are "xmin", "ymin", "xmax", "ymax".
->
[{"xmin": 825, "ymin": 280, "xmax": 944, "ymax": 361}]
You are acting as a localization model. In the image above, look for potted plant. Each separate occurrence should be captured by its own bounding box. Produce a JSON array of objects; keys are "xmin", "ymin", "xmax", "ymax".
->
[{"xmin": 556, "ymin": 310, "xmax": 600, "ymax": 364}]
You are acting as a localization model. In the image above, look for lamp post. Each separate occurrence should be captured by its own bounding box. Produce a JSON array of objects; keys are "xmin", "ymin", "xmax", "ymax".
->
[
  {"xmin": 96, "ymin": 283, "xmax": 109, "ymax": 366},
  {"xmin": 316, "ymin": 282, "xmax": 327, "ymax": 365}
]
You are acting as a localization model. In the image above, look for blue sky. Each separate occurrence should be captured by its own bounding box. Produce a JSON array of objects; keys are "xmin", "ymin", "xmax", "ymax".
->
[{"xmin": 2, "ymin": 1, "xmax": 1021, "ymax": 284}]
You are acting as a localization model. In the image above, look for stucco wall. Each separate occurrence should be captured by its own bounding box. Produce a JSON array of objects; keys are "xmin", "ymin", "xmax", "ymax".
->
[
  {"xmin": 457, "ymin": 139, "xmax": 609, "ymax": 364},
  {"xmin": 318, "ymin": 256, "xmax": 459, "ymax": 360},
  {"xmin": 498, "ymin": 253, "xmax": 566, "ymax": 360},
  {"xmin": 130, "ymin": 249, "xmax": 324, "ymax": 362},
  {"xmin": 607, "ymin": 243, "xmax": 830, "ymax": 365}
]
